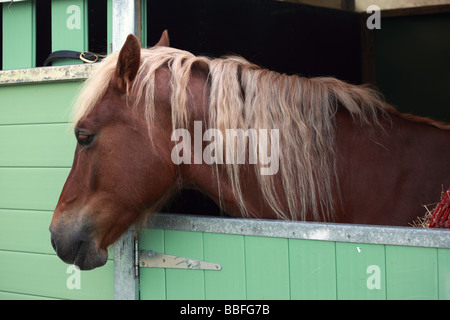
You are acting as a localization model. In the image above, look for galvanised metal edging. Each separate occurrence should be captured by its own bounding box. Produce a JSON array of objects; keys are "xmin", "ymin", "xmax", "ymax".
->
[
  {"xmin": 0, "ymin": 64, "xmax": 93, "ymax": 85},
  {"xmin": 146, "ymin": 213, "xmax": 450, "ymax": 249}
]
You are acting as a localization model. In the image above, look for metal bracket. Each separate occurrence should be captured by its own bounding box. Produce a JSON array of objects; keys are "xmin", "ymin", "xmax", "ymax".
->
[{"xmin": 139, "ymin": 250, "xmax": 222, "ymax": 271}]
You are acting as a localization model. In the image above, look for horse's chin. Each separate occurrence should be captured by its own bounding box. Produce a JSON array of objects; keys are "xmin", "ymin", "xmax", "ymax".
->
[
  {"xmin": 73, "ymin": 243, "xmax": 108, "ymax": 271},
  {"xmin": 51, "ymin": 233, "xmax": 108, "ymax": 270}
]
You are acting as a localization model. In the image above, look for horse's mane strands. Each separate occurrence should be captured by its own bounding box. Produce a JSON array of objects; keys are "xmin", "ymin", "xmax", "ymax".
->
[
  {"xmin": 72, "ymin": 53, "xmax": 118, "ymax": 127},
  {"xmin": 73, "ymin": 46, "xmax": 393, "ymax": 221}
]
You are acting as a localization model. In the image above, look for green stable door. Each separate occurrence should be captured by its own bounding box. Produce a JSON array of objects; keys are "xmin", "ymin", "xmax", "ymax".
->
[{"xmin": 138, "ymin": 227, "xmax": 450, "ymax": 300}]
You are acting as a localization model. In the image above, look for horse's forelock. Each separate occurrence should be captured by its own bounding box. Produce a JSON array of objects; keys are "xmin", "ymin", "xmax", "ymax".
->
[{"xmin": 71, "ymin": 53, "xmax": 119, "ymax": 127}]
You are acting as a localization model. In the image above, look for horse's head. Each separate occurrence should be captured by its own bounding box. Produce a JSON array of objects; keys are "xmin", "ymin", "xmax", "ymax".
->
[{"xmin": 50, "ymin": 32, "xmax": 177, "ymax": 270}]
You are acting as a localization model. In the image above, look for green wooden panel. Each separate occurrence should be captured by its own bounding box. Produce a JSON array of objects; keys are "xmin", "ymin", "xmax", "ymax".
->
[
  {"xmin": 137, "ymin": 228, "xmax": 449, "ymax": 300},
  {"xmin": 0, "ymin": 82, "xmax": 81, "ymax": 125},
  {"xmin": 336, "ymin": 242, "xmax": 386, "ymax": 300},
  {"xmin": 438, "ymin": 249, "xmax": 450, "ymax": 300},
  {"xmin": 139, "ymin": 228, "xmax": 166, "ymax": 300},
  {"xmin": 107, "ymin": 0, "xmax": 113, "ymax": 54},
  {"xmin": 2, "ymin": 0, "xmax": 36, "ymax": 69},
  {"xmin": 0, "ymin": 124, "xmax": 76, "ymax": 167},
  {"xmin": 0, "ymin": 291, "xmax": 58, "ymax": 300},
  {"xmin": 164, "ymin": 230, "xmax": 205, "ymax": 300},
  {"xmin": 203, "ymin": 233, "xmax": 246, "ymax": 299},
  {"xmin": 0, "ymin": 208, "xmax": 114, "ymax": 257},
  {"xmin": 51, "ymin": 0, "xmax": 88, "ymax": 66},
  {"xmin": 0, "ymin": 209, "xmax": 53, "ymax": 254},
  {"xmin": 386, "ymin": 245, "xmax": 438, "ymax": 300},
  {"xmin": 0, "ymin": 250, "xmax": 113, "ymax": 299},
  {"xmin": 140, "ymin": 0, "xmax": 147, "ymax": 48},
  {"xmin": 244, "ymin": 236, "xmax": 290, "ymax": 299},
  {"xmin": 0, "ymin": 168, "xmax": 70, "ymax": 211},
  {"xmin": 289, "ymin": 239, "xmax": 336, "ymax": 299}
]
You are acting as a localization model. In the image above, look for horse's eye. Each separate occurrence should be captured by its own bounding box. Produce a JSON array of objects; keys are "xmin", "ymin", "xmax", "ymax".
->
[{"xmin": 75, "ymin": 129, "xmax": 96, "ymax": 147}]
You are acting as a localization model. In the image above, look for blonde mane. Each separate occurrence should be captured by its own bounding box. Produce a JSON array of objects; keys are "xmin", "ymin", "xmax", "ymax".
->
[{"xmin": 73, "ymin": 46, "xmax": 392, "ymax": 221}]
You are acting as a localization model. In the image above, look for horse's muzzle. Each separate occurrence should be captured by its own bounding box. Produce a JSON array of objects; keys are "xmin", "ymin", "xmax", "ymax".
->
[{"xmin": 50, "ymin": 226, "xmax": 108, "ymax": 270}]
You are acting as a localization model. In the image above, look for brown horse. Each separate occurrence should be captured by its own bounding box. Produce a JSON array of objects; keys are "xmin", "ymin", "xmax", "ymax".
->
[{"xmin": 50, "ymin": 31, "xmax": 450, "ymax": 270}]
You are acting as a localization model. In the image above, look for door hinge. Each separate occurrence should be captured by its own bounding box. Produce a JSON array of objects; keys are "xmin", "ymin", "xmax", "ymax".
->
[{"xmin": 138, "ymin": 250, "xmax": 222, "ymax": 271}]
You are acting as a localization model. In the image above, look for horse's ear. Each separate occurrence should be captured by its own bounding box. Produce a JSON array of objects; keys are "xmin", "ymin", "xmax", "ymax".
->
[
  {"xmin": 154, "ymin": 30, "xmax": 170, "ymax": 47},
  {"xmin": 115, "ymin": 34, "xmax": 141, "ymax": 93}
]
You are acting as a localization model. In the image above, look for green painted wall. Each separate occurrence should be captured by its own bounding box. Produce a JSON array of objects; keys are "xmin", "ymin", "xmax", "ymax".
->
[
  {"xmin": 2, "ymin": 0, "xmax": 36, "ymax": 69},
  {"xmin": 139, "ymin": 228, "xmax": 450, "ymax": 300},
  {"xmin": 0, "ymin": 81, "xmax": 113, "ymax": 299},
  {"xmin": 2, "ymin": 0, "xmax": 90, "ymax": 69},
  {"xmin": 51, "ymin": 0, "xmax": 88, "ymax": 66}
]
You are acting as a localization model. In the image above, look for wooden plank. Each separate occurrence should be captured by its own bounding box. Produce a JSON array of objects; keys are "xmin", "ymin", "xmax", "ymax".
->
[
  {"xmin": 140, "ymin": 0, "xmax": 147, "ymax": 48},
  {"xmin": 164, "ymin": 230, "xmax": 205, "ymax": 300},
  {"xmin": 386, "ymin": 245, "xmax": 438, "ymax": 300},
  {"xmin": 0, "ymin": 291, "xmax": 58, "ymax": 300},
  {"xmin": 438, "ymin": 248, "xmax": 450, "ymax": 300},
  {"xmin": 244, "ymin": 236, "xmax": 290, "ymax": 299},
  {"xmin": 107, "ymin": 0, "xmax": 113, "ymax": 53},
  {"xmin": 0, "ymin": 208, "xmax": 114, "ymax": 257},
  {"xmin": 336, "ymin": 242, "xmax": 386, "ymax": 300},
  {"xmin": 289, "ymin": 239, "xmax": 337, "ymax": 299},
  {"xmin": 0, "ymin": 250, "xmax": 113, "ymax": 299},
  {"xmin": 0, "ymin": 124, "xmax": 76, "ymax": 167},
  {"xmin": 0, "ymin": 82, "xmax": 81, "ymax": 125},
  {"xmin": 2, "ymin": 0, "xmax": 36, "ymax": 69},
  {"xmin": 0, "ymin": 209, "xmax": 53, "ymax": 254},
  {"xmin": 203, "ymin": 233, "xmax": 246, "ymax": 299},
  {"xmin": 0, "ymin": 168, "xmax": 70, "ymax": 211},
  {"xmin": 51, "ymin": 0, "xmax": 88, "ymax": 66},
  {"xmin": 138, "ymin": 228, "xmax": 167, "ymax": 300},
  {"xmin": 136, "ymin": 225, "xmax": 449, "ymax": 300},
  {"xmin": 0, "ymin": 64, "xmax": 92, "ymax": 86}
]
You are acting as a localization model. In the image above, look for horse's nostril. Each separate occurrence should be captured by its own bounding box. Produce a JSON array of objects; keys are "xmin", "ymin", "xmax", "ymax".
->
[{"xmin": 49, "ymin": 228, "xmax": 108, "ymax": 270}]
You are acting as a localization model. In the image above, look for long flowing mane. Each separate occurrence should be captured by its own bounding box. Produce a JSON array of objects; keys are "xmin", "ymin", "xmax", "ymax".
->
[{"xmin": 73, "ymin": 46, "xmax": 394, "ymax": 221}]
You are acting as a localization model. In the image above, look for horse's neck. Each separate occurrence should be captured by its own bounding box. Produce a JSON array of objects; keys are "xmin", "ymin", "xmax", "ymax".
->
[
  {"xmin": 180, "ymin": 163, "xmax": 237, "ymax": 216},
  {"xmin": 180, "ymin": 159, "xmax": 277, "ymax": 219},
  {"xmin": 335, "ymin": 106, "xmax": 450, "ymax": 225}
]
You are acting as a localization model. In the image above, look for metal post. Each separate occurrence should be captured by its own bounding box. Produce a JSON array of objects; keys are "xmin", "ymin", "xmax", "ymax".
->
[
  {"xmin": 114, "ymin": 225, "xmax": 139, "ymax": 300},
  {"xmin": 112, "ymin": 0, "xmax": 141, "ymax": 300},
  {"xmin": 111, "ymin": 0, "xmax": 141, "ymax": 52}
]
